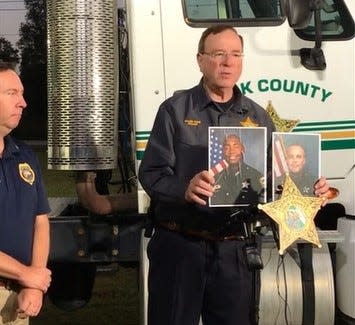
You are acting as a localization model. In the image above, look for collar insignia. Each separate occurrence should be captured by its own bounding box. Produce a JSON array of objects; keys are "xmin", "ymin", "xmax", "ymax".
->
[
  {"xmin": 240, "ymin": 117, "xmax": 259, "ymax": 127},
  {"xmin": 184, "ymin": 119, "xmax": 201, "ymax": 126},
  {"xmin": 19, "ymin": 163, "xmax": 35, "ymax": 185}
]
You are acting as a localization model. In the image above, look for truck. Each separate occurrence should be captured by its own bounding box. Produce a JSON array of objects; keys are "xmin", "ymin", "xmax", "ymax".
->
[{"xmin": 43, "ymin": 0, "xmax": 354, "ymax": 324}]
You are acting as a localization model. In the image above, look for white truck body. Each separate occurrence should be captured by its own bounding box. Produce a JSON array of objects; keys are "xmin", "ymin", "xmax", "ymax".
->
[
  {"xmin": 125, "ymin": 1, "xmax": 355, "ymax": 323},
  {"xmin": 126, "ymin": 0, "xmax": 354, "ymax": 216}
]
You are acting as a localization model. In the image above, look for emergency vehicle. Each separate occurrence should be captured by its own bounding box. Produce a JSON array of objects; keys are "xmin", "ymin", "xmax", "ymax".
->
[{"xmin": 45, "ymin": 0, "xmax": 354, "ymax": 324}]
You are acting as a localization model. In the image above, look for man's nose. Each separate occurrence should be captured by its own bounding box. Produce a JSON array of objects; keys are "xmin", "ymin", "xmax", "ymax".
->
[
  {"xmin": 19, "ymin": 95, "xmax": 27, "ymax": 109},
  {"xmin": 221, "ymin": 54, "xmax": 235, "ymax": 65},
  {"xmin": 221, "ymin": 58, "xmax": 232, "ymax": 66}
]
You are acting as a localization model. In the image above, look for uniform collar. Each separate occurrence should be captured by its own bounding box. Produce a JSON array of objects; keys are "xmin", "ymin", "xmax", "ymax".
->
[
  {"xmin": 3, "ymin": 135, "xmax": 20, "ymax": 159},
  {"xmin": 194, "ymin": 79, "xmax": 247, "ymax": 115}
]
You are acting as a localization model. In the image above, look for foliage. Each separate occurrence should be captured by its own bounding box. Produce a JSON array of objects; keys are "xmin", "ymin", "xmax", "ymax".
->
[
  {"xmin": 0, "ymin": 37, "xmax": 19, "ymax": 64},
  {"xmin": 14, "ymin": 0, "xmax": 47, "ymax": 140},
  {"xmin": 17, "ymin": 0, "xmax": 47, "ymax": 67}
]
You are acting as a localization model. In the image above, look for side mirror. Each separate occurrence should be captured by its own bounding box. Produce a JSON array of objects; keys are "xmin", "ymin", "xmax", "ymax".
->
[
  {"xmin": 281, "ymin": 0, "xmax": 327, "ymax": 70},
  {"xmin": 281, "ymin": 0, "xmax": 313, "ymax": 29}
]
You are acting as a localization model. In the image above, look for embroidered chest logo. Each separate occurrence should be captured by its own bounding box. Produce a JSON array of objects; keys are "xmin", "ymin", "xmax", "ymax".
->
[
  {"xmin": 18, "ymin": 163, "xmax": 35, "ymax": 185},
  {"xmin": 184, "ymin": 119, "xmax": 201, "ymax": 126}
]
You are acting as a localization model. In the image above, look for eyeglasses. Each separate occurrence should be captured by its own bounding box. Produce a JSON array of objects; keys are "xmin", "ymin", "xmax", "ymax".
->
[{"xmin": 200, "ymin": 51, "xmax": 244, "ymax": 61}]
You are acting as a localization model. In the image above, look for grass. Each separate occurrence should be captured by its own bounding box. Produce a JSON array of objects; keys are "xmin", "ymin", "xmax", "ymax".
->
[
  {"xmin": 33, "ymin": 267, "xmax": 140, "ymax": 325},
  {"xmin": 31, "ymin": 145, "xmax": 140, "ymax": 325}
]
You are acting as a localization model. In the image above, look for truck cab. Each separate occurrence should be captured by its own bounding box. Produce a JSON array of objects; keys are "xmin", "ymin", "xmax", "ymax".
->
[{"xmin": 44, "ymin": 0, "xmax": 354, "ymax": 323}]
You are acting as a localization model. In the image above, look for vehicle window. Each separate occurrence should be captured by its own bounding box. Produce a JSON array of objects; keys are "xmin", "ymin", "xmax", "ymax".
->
[
  {"xmin": 183, "ymin": 0, "xmax": 284, "ymax": 27},
  {"xmin": 295, "ymin": 0, "xmax": 354, "ymax": 41}
]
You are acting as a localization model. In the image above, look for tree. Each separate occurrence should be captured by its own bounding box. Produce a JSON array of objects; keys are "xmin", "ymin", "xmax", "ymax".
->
[
  {"xmin": 0, "ymin": 37, "xmax": 20, "ymax": 64},
  {"xmin": 14, "ymin": 0, "xmax": 47, "ymax": 140}
]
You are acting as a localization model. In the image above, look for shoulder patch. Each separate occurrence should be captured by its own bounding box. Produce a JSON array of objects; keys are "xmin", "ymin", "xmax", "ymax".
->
[{"xmin": 18, "ymin": 162, "xmax": 35, "ymax": 185}]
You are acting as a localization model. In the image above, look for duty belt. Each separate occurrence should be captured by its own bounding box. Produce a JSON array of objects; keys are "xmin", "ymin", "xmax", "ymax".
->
[{"xmin": 158, "ymin": 221, "xmax": 246, "ymax": 241}]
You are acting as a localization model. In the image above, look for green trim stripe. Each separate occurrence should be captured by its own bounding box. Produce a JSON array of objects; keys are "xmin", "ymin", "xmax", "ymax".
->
[
  {"xmin": 322, "ymin": 139, "xmax": 355, "ymax": 150},
  {"xmin": 292, "ymin": 120, "xmax": 355, "ymax": 149},
  {"xmin": 136, "ymin": 132, "xmax": 150, "ymax": 139},
  {"xmin": 135, "ymin": 120, "xmax": 355, "ymax": 158},
  {"xmin": 136, "ymin": 151, "xmax": 144, "ymax": 160},
  {"xmin": 293, "ymin": 125, "xmax": 355, "ymax": 132},
  {"xmin": 296, "ymin": 120, "xmax": 355, "ymax": 127},
  {"xmin": 294, "ymin": 120, "xmax": 355, "ymax": 131}
]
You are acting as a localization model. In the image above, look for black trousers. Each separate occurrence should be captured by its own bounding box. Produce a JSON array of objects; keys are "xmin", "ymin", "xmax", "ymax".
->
[{"xmin": 147, "ymin": 228, "xmax": 254, "ymax": 325}]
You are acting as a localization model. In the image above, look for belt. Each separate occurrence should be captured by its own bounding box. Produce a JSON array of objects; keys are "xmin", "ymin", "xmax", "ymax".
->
[{"xmin": 158, "ymin": 221, "xmax": 245, "ymax": 241}]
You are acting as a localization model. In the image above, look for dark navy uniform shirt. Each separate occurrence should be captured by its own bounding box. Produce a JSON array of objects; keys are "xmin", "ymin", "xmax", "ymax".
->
[
  {"xmin": 0, "ymin": 136, "xmax": 50, "ymax": 265},
  {"xmin": 138, "ymin": 81, "xmax": 275, "ymax": 230},
  {"xmin": 211, "ymin": 162, "xmax": 264, "ymax": 206},
  {"xmin": 275, "ymin": 170, "xmax": 317, "ymax": 198}
]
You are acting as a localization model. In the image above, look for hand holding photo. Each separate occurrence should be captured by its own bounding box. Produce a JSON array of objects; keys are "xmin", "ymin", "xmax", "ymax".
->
[{"xmin": 209, "ymin": 127, "xmax": 267, "ymax": 207}]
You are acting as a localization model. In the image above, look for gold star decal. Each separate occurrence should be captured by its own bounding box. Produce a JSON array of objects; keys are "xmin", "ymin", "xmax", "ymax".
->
[
  {"xmin": 240, "ymin": 116, "xmax": 259, "ymax": 127},
  {"xmin": 266, "ymin": 101, "xmax": 299, "ymax": 132},
  {"xmin": 258, "ymin": 174, "xmax": 325, "ymax": 255}
]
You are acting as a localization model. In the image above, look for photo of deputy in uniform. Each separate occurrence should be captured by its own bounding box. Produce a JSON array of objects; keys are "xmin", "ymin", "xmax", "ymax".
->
[
  {"xmin": 209, "ymin": 127, "xmax": 267, "ymax": 207},
  {"xmin": 272, "ymin": 132, "xmax": 320, "ymax": 200}
]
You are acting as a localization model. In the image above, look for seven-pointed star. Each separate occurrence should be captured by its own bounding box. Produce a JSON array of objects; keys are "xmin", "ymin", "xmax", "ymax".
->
[
  {"xmin": 266, "ymin": 101, "xmax": 299, "ymax": 132},
  {"xmin": 258, "ymin": 174, "xmax": 325, "ymax": 254}
]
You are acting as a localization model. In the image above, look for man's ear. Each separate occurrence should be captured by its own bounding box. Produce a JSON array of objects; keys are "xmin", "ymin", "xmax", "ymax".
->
[
  {"xmin": 241, "ymin": 144, "xmax": 245, "ymax": 154},
  {"xmin": 197, "ymin": 53, "xmax": 203, "ymax": 71}
]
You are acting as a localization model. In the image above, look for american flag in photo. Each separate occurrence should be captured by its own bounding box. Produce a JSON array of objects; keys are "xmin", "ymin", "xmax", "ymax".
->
[
  {"xmin": 209, "ymin": 129, "xmax": 229, "ymax": 175},
  {"xmin": 210, "ymin": 159, "xmax": 229, "ymax": 176},
  {"xmin": 273, "ymin": 135, "xmax": 289, "ymax": 177},
  {"xmin": 210, "ymin": 129, "xmax": 223, "ymax": 165}
]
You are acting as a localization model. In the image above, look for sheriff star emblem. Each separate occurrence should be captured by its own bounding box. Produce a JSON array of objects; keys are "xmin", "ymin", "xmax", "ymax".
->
[
  {"xmin": 19, "ymin": 163, "xmax": 35, "ymax": 185},
  {"xmin": 258, "ymin": 174, "xmax": 324, "ymax": 255},
  {"xmin": 266, "ymin": 101, "xmax": 299, "ymax": 132}
]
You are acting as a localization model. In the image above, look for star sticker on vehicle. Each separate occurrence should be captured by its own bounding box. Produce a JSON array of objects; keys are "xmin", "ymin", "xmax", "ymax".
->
[
  {"xmin": 258, "ymin": 174, "xmax": 325, "ymax": 255},
  {"xmin": 240, "ymin": 116, "xmax": 259, "ymax": 127},
  {"xmin": 266, "ymin": 101, "xmax": 299, "ymax": 132}
]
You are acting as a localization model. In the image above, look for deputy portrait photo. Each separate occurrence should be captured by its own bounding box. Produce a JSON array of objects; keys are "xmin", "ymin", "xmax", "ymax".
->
[
  {"xmin": 272, "ymin": 132, "xmax": 321, "ymax": 200},
  {"xmin": 209, "ymin": 126, "xmax": 267, "ymax": 207}
]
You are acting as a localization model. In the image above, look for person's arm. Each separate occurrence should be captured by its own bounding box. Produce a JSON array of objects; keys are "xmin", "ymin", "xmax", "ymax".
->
[
  {"xmin": 138, "ymin": 104, "xmax": 189, "ymax": 203},
  {"xmin": 0, "ymin": 252, "xmax": 33, "ymax": 280},
  {"xmin": 0, "ymin": 252, "xmax": 50, "ymax": 292},
  {"xmin": 31, "ymin": 214, "xmax": 50, "ymax": 269},
  {"xmin": 0, "ymin": 214, "xmax": 51, "ymax": 291},
  {"xmin": 16, "ymin": 214, "xmax": 50, "ymax": 318},
  {"xmin": 139, "ymin": 101, "xmax": 217, "ymax": 206},
  {"xmin": 76, "ymin": 171, "xmax": 137, "ymax": 215}
]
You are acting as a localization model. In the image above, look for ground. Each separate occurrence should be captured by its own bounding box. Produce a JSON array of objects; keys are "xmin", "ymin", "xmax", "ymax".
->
[{"xmin": 33, "ymin": 266, "xmax": 139, "ymax": 325}]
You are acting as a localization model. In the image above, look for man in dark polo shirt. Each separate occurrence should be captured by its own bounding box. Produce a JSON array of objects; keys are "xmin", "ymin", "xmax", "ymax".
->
[{"xmin": 0, "ymin": 62, "xmax": 51, "ymax": 324}]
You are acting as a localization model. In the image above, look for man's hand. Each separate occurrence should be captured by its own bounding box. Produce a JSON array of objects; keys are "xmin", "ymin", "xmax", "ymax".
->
[
  {"xmin": 185, "ymin": 171, "xmax": 215, "ymax": 205},
  {"xmin": 314, "ymin": 176, "xmax": 330, "ymax": 206},
  {"xmin": 18, "ymin": 266, "xmax": 51, "ymax": 293},
  {"xmin": 17, "ymin": 288, "xmax": 44, "ymax": 318}
]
